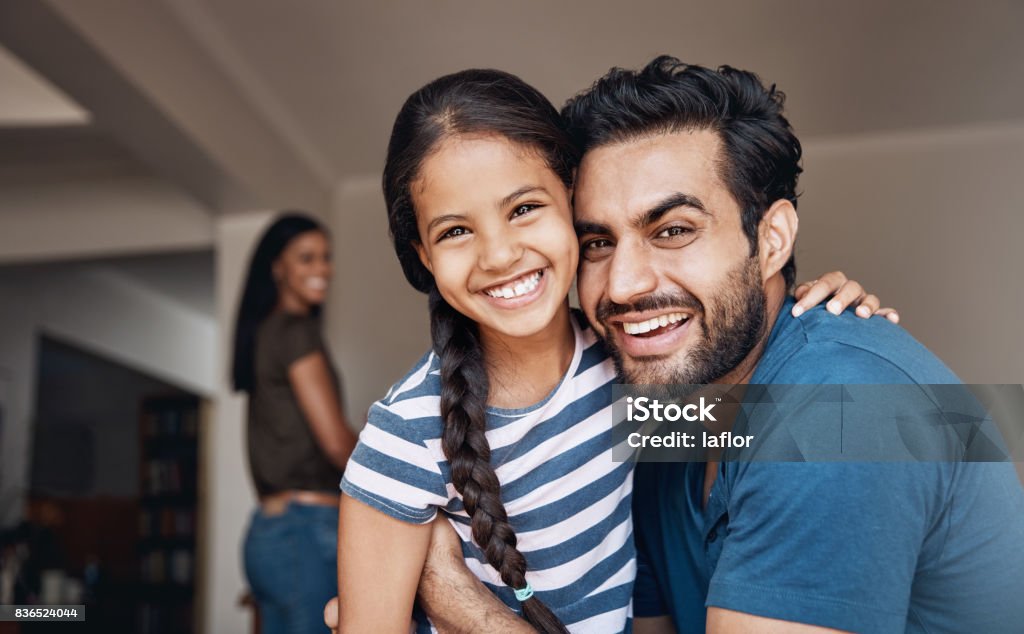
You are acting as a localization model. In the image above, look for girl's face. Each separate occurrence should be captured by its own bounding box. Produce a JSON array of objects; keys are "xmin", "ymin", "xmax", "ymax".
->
[
  {"xmin": 273, "ymin": 230, "xmax": 332, "ymax": 310},
  {"xmin": 412, "ymin": 134, "xmax": 577, "ymax": 341}
]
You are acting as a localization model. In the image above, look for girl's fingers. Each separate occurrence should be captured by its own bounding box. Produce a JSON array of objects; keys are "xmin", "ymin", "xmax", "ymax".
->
[
  {"xmin": 853, "ymin": 293, "xmax": 881, "ymax": 319},
  {"xmin": 791, "ymin": 271, "xmax": 848, "ymax": 317},
  {"xmin": 793, "ymin": 280, "xmax": 816, "ymax": 301},
  {"xmin": 876, "ymin": 307, "xmax": 901, "ymax": 324},
  {"xmin": 826, "ymin": 280, "xmax": 866, "ymax": 316}
]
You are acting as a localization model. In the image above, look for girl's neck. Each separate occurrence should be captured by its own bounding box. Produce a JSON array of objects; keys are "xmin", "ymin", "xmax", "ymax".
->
[{"xmin": 479, "ymin": 302, "xmax": 576, "ymax": 409}]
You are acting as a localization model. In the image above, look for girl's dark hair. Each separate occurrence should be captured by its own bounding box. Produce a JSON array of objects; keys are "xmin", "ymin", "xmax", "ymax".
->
[
  {"xmin": 383, "ymin": 69, "xmax": 575, "ymax": 634},
  {"xmin": 232, "ymin": 212, "xmax": 326, "ymax": 392},
  {"xmin": 562, "ymin": 55, "xmax": 803, "ymax": 288}
]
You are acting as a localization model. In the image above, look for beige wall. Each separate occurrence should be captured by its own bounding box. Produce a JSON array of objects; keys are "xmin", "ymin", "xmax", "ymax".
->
[
  {"xmin": 204, "ymin": 210, "xmax": 276, "ymax": 634},
  {"xmin": 325, "ymin": 177, "xmax": 432, "ymax": 428},
  {"xmin": 798, "ymin": 120, "xmax": 1024, "ymax": 384}
]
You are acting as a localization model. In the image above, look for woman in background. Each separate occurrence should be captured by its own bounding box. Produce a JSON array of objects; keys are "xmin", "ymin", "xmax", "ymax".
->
[{"xmin": 232, "ymin": 212, "xmax": 356, "ymax": 634}]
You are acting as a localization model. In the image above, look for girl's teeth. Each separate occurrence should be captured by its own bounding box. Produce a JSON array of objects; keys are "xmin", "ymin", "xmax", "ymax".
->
[
  {"xmin": 622, "ymin": 312, "xmax": 687, "ymax": 335},
  {"xmin": 485, "ymin": 271, "xmax": 542, "ymax": 299}
]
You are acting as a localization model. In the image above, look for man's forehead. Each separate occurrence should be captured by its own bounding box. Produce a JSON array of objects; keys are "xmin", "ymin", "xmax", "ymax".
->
[{"xmin": 575, "ymin": 129, "xmax": 726, "ymax": 215}]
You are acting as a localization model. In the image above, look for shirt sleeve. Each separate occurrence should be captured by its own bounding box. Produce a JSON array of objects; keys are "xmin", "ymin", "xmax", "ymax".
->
[
  {"xmin": 340, "ymin": 399, "xmax": 450, "ymax": 524},
  {"xmin": 707, "ymin": 461, "xmax": 945, "ymax": 632},
  {"xmin": 707, "ymin": 346, "xmax": 950, "ymax": 632},
  {"xmin": 278, "ymin": 315, "xmax": 323, "ymax": 367}
]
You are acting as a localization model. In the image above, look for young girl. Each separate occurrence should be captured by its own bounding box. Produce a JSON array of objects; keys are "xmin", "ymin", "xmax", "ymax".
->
[{"xmin": 336, "ymin": 69, "xmax": 891, "ymax": 633}]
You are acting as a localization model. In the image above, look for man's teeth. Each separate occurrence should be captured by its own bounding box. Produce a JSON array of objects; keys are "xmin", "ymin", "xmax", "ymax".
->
[
  {"xmin": 484, "ymin": 271, "xmax": 543, "ymax": 299},
  {"xmin": 622, "ymin": 312, "xmax": 688, "ymax": 335}
]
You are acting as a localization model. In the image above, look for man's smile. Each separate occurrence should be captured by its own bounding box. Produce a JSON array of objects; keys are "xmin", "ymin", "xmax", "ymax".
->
[{"xmin": 606, "ymin": 310, "xmax": 696, "ymax": 358}]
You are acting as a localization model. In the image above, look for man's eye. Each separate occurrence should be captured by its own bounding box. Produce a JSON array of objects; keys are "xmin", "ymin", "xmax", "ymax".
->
[
  {"xmin": 438, "ymin": 227, "xmax": 469, "ymax": 242},
  {"xmin": 511, "ymin": 204, "xmax": 539, "ymax": 218},
  {"xmin": 657, "ymin": 226, "xmax": 693, "ymax": 238},
  {"xmin": 581, "ymin": 238, "xmax": 614, "ymax": 260}
]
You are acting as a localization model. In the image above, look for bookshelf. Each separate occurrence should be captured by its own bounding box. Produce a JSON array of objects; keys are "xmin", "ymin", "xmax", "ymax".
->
[{"xmin": 137, "ymin": 395, "xmax": 200, "ymax": 634}]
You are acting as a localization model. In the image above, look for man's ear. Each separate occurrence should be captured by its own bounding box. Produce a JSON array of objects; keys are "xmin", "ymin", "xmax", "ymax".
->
[
  {"xmin": 757, "ymin": 199, "xmax": 798, "ymax": 281},
  {"xmin": 414, "ymin": 241, "xmax": 432, "ymax": 274}
]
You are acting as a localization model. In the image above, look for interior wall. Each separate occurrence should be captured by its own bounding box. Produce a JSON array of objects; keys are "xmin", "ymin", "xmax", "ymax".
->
[
  {"xmin": 0, "ymin": 279, "xmax": 37, "ymax": 527},
  {"xmin": 797, "ymin": 120, "xmax": 1024, "ymax": 384},
  {"xmin": 325, "ymin": 177, "xmax": 431, "ymax": 427},
  {"xmin": 205, "ymin": 209, "xmax": 276, "ymax": 634}
]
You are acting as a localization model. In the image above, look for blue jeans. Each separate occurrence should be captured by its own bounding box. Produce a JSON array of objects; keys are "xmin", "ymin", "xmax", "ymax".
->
[{"xmin": 243, "ymin": 502, "xmax": 338, "ymax": 634}]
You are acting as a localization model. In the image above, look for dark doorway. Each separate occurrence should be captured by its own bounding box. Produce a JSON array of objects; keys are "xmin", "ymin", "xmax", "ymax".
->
[{"xmin": 14, "ymin": 336, "xmax": 201, "ymax": 633}]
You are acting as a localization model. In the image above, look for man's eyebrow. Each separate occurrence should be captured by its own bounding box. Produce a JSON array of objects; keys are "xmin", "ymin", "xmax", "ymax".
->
[
  {"xmin": 574, "ymin": 219, "xmax": 611, "ymax": 236},
  {"xmin": 633, "ymin": 192, "xmax": 709, "ymax": 229},
  {"xmin": 426, "ymin": 213, "xmax": 466, "ymax": 233},
  {"xmin": 499, "ymin": 185, "xmax": 545, "ymax": 209}
]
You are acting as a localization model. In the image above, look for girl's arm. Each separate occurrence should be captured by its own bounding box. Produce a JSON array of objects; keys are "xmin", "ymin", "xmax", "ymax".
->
[
  {"xmin": 792, "ymin": 271, "xmax": 899, "ymax": 322},
  {"xmin": 289, "ymin": 351, "xmax": 358, "ymax": 470},
  {"xmin": 337, "ymin": 493, "xmax": 433, "ymax": 633}
]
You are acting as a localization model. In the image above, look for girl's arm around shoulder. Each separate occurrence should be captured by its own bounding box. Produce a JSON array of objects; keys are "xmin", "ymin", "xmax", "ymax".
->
[{"xmin": 337, "ymin": 493, "xmax": 433, "ymax": 633}]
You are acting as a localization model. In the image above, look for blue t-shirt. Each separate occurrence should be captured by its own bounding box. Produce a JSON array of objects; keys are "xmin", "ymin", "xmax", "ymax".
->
[{"xmin": 633, "ymin": 298, "xmax": 1024, "ymax": 633}]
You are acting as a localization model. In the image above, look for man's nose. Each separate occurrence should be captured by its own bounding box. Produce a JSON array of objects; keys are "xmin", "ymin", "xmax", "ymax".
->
[
  {"xmin": 606, "ymin": 240, "xmax": 658, "ymax": 306},
  {"xmin": 478, "ymin": 231, "xmax": 524, "ymax": 272}
]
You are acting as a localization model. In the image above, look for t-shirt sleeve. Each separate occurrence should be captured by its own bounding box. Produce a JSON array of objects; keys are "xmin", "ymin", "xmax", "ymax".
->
[
  {"xmin": 278, "ymin": 316, "xmax": 324, "ymax": 367},
  {"xmin": 340, "ymin": 399, "xmax": 450, "ymax": 524},
  {"xmin": 707, "ymin": 462, "xmax": 943, "ymax": 632},
  {"xmin": 708, "ymin": 343, "xmax": 948, "ymax": 632}
]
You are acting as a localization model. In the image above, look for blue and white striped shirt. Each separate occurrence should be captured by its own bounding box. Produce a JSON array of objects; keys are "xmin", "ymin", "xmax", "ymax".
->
[{"xmin": 341, "ymin": 311, "xmax": 634, "ymax": 632}]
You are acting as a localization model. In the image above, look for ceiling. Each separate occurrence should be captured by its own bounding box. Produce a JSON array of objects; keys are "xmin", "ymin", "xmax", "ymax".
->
[
  {"xmin": 197, "ymin": 0, "xmax": 1024, "ymax": 176},
  {"xmin": 0, "ymin": 250, "xmax": 215, "ymax": 317},
  {"xmin": 0, "ymin": 44, "xmax": 87, "ymax": 127},
  {"xmin": 1, "ymin": 0, "xmax": 1022, "ymax": 209}
]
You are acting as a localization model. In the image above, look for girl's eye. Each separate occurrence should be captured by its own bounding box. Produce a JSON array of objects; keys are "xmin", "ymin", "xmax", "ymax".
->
[
  {"xmin": 438, "ymin": 226, "xmax": 469, "ymax": 242},
  {"xmin": 511, "ymin": 204, "xmax": 539, "ymax": 218}
]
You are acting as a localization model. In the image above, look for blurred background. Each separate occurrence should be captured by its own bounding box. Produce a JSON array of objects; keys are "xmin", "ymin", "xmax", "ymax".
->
[{"xmin": 0, "ymin": 0, "xmax": 1020, "ymax": 632}]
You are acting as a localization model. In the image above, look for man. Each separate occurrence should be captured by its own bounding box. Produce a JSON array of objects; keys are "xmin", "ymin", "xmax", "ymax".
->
[
  {"xmin": 327, "ymin": 57, "xmax": 1024, "ymax": 632},
  {"xmin": 563, "ymin": 57, "xmax": 1024, "ymax": 633}
]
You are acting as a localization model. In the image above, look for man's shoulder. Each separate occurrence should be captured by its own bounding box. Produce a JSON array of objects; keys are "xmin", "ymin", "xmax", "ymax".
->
[{"xmin": 756, "ymin": 304, "xmax": 960, "ymax": 385}]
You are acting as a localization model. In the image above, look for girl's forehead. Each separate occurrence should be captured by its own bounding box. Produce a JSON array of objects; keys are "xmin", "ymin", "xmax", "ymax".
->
[{"xmin": 412, "ymin": 135, "xmax": 559, "ymax": 211}]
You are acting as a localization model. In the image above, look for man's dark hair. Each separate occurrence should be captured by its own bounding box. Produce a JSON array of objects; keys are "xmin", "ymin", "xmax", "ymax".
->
[{"xmin": 561, "ymin": 55, "xmax": 802, "ymax": 288}]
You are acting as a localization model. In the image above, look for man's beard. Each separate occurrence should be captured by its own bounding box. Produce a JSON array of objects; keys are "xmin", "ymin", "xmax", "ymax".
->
[{"xmin": 596, "ymin": 257, "xmax": 767, "ymax": 385}]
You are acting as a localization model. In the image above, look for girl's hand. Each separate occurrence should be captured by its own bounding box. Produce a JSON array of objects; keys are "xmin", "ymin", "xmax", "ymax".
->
[{"xmin": 792, "ymin": 271, "xmax": 899, "ymax": 323}]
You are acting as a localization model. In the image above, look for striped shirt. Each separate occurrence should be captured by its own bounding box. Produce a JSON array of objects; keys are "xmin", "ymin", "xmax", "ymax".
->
[{"xmin": 341, "ymin": 311, "xmax": 634, "ymax": 633}]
